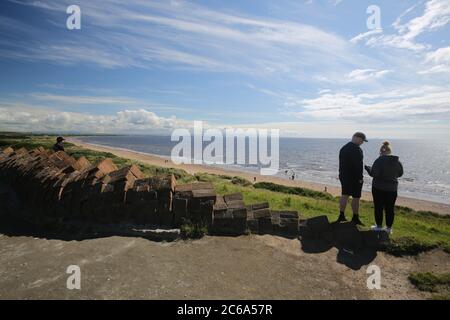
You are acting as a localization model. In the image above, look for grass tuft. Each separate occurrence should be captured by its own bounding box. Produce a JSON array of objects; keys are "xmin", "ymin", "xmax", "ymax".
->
[
  {"xmin": 408, "ymin": 272, "xmax": 450, "ymax": 298},
  {"xmin": 253, "ymin": 182, "xmax": 333, "ymax": 200}
]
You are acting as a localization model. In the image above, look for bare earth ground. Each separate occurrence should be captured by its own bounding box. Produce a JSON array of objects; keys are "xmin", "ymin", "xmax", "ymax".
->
[
  {"xmin": 67, "ymin": 138, "xmax": 450, "ymax": 215},
  {"xmin": 0, "ymin": 230, "xmax": 449, "ymax": 299}
]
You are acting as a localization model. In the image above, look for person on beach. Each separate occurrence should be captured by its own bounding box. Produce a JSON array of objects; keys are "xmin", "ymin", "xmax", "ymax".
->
[
  {"xmin": 365, "ymin": 141, "xmax": 403, "ymax": 234},
  {"xmin": 52, "ymin": 136, "xmax": 65, "ymax": 152},
  {"xmin": 337, "ymin": 132, "xmax": 367, "ymax": 225}
]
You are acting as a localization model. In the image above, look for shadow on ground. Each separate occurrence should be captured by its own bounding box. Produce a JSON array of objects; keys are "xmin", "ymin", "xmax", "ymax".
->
[{"xmin": 299, "ymin": 226, "xmax": 378, "ymax": 271}]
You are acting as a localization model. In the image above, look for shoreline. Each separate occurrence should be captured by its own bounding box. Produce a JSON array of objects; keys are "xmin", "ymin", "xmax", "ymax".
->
[{"xmin": 67, "ymin": 137, "xmax": 450, "ymax": 215}]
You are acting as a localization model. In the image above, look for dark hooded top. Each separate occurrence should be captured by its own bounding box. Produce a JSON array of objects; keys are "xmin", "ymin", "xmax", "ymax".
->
[
  {"xmin": 52, "ymin": 142, "xmax": 65, "ymax": 152},
  {"xmin": 339, "ymin": 142, "xmax": 363, "ymax": 182},
  {"xmin": 366, "ymin": 155, "xmax": 404, "ymax": 192}
]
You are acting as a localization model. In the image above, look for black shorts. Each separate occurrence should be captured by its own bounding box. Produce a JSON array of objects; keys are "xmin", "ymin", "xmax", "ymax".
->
[{"xmin": 340, "ymin": 178, "xmax": 362, "ymax": 198}]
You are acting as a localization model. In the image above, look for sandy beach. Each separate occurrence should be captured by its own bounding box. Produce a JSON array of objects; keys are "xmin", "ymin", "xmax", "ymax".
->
[{"xmin": 68, "ymin": 138, "xmax": 450, "ymax": 215}]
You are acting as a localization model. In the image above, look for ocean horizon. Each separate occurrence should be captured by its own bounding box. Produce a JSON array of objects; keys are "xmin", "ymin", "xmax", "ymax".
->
[{"xmin": 76, "ymin": 135, "xmax": 450, "ymax": 206}]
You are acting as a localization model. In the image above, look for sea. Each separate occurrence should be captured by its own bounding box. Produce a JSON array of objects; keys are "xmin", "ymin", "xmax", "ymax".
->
[{"xmin": 76, "ymin": 135, "xmax": 450, "ymax": 205}]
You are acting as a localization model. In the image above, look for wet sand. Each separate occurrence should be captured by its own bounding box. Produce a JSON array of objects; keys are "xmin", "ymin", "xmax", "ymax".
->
[{"xmin": 68, "ymin": 138, "xmax": 450, "ymax": 215}]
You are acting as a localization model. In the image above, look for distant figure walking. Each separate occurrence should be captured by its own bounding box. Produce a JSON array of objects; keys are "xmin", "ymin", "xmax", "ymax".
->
[
  {"xmin": 337, "ymin": 132, "xmax": 367, "ymax": 225},
  {"xmin": 52, "ymin": 136, "xmax": 65, "ymax": 152},
  {"xmin": 365, "ymin": 141, "xmax": 403, "ymax": 234},
  {"xmin": 253, "ymin": 176, "xmax": 257, "ymax": 183}
]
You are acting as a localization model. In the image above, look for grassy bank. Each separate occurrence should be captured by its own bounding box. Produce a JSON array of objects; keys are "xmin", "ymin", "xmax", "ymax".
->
[
  {"xmin": 1, "ymin": 133, "xmax": 450, "ymax": 255},
  {"xmin": 409, "ymin": 272, "xmax": 450, "ymax": 299}
]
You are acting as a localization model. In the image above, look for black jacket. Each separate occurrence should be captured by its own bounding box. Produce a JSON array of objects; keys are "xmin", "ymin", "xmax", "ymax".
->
[
  {"xmin": 52, "ymin": 142, "xmax": 65, "ymax": 152},
  {"xmin": 339, "ymin": 142, "xmax": 363, "ymax": 181},
  {"xmin": 366, "ymin": 155, "xmax": 404, "ymax": 192}
]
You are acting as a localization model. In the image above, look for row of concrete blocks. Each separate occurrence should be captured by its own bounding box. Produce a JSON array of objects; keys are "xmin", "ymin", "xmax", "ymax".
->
[
  {"xmin": 171, "ymin": 182, "xmax": 301, "ymax": 237},
  {"xmin": 0, "ymin": 146, "xmax": 301, "ymax": 236}
]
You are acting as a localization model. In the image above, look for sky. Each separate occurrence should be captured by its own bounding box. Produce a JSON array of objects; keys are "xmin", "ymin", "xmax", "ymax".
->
[{"xmin": 0, "ymin": 0, "xmax": 449, "ymax": 139}]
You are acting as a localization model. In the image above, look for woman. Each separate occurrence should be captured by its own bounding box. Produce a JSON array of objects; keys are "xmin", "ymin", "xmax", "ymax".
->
[{"xmin": 365, "ymin": 141, "xmax": 403, "ymax": 234}]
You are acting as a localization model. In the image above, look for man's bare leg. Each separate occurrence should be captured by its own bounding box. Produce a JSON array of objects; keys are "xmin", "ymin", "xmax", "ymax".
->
[
  {"xmin": 337, "ymin": 195, "xmax": 349, "ymax": 222},
  {"xmin": 351, "ymin": 197, "xmax": 364, "ymax": 225},
  {"xmin": 351, "ymin": 197, "xmax": 360, "ymax": 216}
]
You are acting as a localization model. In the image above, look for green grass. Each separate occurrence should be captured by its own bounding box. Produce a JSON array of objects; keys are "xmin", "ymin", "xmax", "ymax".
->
[
  {"xmin": 409, "ymin": 272, "xmax": 450, "ymax": 292},
  {"xmin": 254, "ymin": 181, "xmax": 334, "ymax": 200},
  {"xmin": 409, "ymin": 272, "xmax": 450, "ymax": 299},
  {"xmin": 2, "ymin": 133, "xmax": 450, "ymax": 254},
  {"xmin": 180, "ymin": 223, "xmax": 208, "ymax": 239}
]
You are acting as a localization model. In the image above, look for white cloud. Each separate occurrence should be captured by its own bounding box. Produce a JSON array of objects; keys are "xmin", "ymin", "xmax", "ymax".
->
[
  {"xmin": 426, "ymin": 46, "xmax": 450, "ymax": 63},
  {"xmin": 30, "ymin": 93, "xmax": 141, "ymax": 106},
  {"xmin": 0, "ymin": 105, "xmax": 190, "ymax": 134},
  {"xmin": 346, "ymin": 69, "xmax": 392, "ymax": 82},
  {"xmin": 350, "ymin": 29, "xmax": 383, "ymax": 44},
  {"xmin": 289, "ymin": 86, "xmax": 450, "ymax": 122},
  {"xmin": 418, "ymin": 46, "xmax": 450, "ymax": 74},
  {"xmin": 351, "ymin": 0, "xmax": 450, "ymax": 51}
]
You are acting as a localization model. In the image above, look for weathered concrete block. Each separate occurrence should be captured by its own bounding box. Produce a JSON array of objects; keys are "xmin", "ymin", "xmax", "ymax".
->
[
  {"xmin": 1, "ymin": 147, "xmax": 14, "ymax": 155},
  {"xmin": 271, "ymin": 211, "xmax": 299, "ymax": 238},
  {"xmin": 226, "ymin": 200, "xmax": 246, "ymax": 209},
  {"xmin": 223, "ymin": 193, "xmax": 243, "ymax": 204},
  {"xmin": 211, "ymin": 217, "xmax": 247, "ymax": 235},
  {"xmin": 250, "ymin": 202, "xmax": 269, "ymax": 211},
  {"xmin": 246, "ymin": 219, "xmax": 259, "ymax": 234},
  {"xmin": 96, "ymin": 158, "xmax": 118, "ymax": 175},
  {"xmin": 231, "ymin": 207, "xmax": 247, "ymax": 219},
  {"xmin": 143, "ymin": 175, "xmax": 176, "ymax": 192},
  {"xmin": 85, "ymin": 158, "xmax": 118, "ymax": 181},
  {"xmin": 173, "ymin": 197, "xmax": 188, "ymax": 226},
  {"xmin": 253, "ymin": 208, "xmax": 271, "ymax": 219},
  {"xmin": 126, "ymin": 200, "xmax": 159, "ymax": 225},
  {"xmin": 200, "ymin": 200, "xmax": 214, "ymax": 226},
  {"xmin": 126, "ymin": 188, "xmax": 157, "ymax": 204},
  {"xmin": 73, "ymin": 156, "xmax": 91, "ymax": 171},
  {"xmin": 258, "ymin": 217, "xmax": 273, "ymax": 234},
  {"xmin": 158, "ymin": 209, "xmax": 174, "ymax": 227},
  {"xmin": 175, "ymin": 182, "xmax": 214, "ymax": 197}
]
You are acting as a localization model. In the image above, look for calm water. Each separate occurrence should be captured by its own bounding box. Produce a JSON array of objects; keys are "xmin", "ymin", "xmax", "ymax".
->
[{"xmin": 78, "ymin": 135, "xmax": 450, "ymax": 205}]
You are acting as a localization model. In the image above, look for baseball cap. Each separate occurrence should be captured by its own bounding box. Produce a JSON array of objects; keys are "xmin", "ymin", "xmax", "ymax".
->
[{"xmin": 353, "ymin": 132, "xmax": 368, "ymax": 142}]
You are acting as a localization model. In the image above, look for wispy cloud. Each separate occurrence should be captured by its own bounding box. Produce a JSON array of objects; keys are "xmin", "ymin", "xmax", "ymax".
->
[
  {"xmin": 351, "ymin": 0, "xmax": 450, "ymax": 51},
  {"xmin": 289, "ymin": 86, "xmax": 450, "ymax": 122},
  {"xmin": 346, "ymin": 69, "xmax": 392, "ymax": 82},
  {"xmin": 2, "ymin": 0, "xmax": 359, "ymax": 80},
  {"xmin": 30, "ymin": 93, "xmax": 141, "ymax": 106}
]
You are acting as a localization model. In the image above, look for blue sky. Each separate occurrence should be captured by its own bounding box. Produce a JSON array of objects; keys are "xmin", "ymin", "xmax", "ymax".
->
[{"xmin": 0, "ymin": 0, "xmax": 449, "ymax": 138}]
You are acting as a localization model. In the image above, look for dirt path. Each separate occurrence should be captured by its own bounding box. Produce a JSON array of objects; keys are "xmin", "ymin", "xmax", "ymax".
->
[{"xmin": 0, "ymin": 231, "xmax": 448, "ymax": 299}]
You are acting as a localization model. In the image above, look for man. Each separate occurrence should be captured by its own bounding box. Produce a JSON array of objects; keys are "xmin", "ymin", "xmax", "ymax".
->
[
  {"xmin": 337, "ymin": 132, "xmax": 367, "ymax": 225},
  {"xmin": 53, "ymin": 136, "xmax": 65, "ymax": 152}
]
